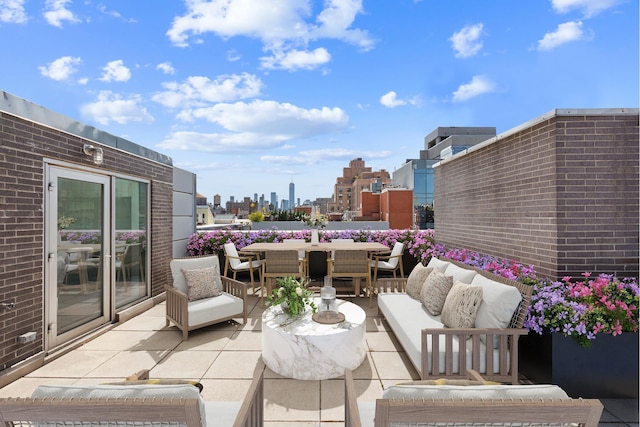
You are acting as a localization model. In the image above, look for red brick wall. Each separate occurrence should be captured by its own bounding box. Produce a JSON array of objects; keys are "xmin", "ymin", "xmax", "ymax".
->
[
  {"xmin": 360, "ymin": 192, "xmax": 380, "ymax": 219},
  {"xmin": 434, "ymin": 111, "xmax": 639, "ymax": 280},
  {"xmin": 0, "ymin": 111, "xmax": 173, "ymax": 371},
  {"xmin": 382, "ymin": 189, "xmax": 414, "ymax": 230}
]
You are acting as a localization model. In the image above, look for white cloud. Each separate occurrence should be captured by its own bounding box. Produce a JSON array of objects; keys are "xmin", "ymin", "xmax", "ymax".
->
[
  {"xmin": 0, "ymin": 0, "xmax": 27, "ymax": 23},
  {"xmin": 310, "ymin": 0, "xmax": 374, "ymax": 51},
  {"xmin": 38, "ymin": 56, "xmax": 82, "ymax": 81},
  {"xmin": 227, "ymin": 50, "xmax": 241, "ymax": 62},
  {"xmin": 166, "ymin": 0, "xmax": 373, "ymax": 71},
  {"xmin": 537, "ymin": 21, "xmax": 584, "ymax": 51},
  {"xmin": 44, "ymin": 0, "xmax": 79, "ymax": 27},
  {"xmin": 298, "ymin": 148, "xmax": 392, "ymax": 160},
  {"xmin": 99, "ymin": 60, "xmax": 131, "ymax": 82},
  {"xmin": 449, "ymin": 23, "xmax": 484, "ymax": 58},
  {"xmin": 81, "ymin": 91, "xmax": 154, "ymax": 125},
  {"xmin": 159, "ymin": 100, "xmax": 349, "ymax": 153},
  {"xmin": 261, "ymin": 47, "xmax": 331, "ymax": 71},
  {"xmin": 156, "ymin": 62, "xmax": 175, "ymax": 75},
  {"xmin": 379, "ymin": 91, "xmax": 420, "ymax": 108},
  {"xmin": 551, "ymin": 0, "xmax": 623, "ymax": 17},
  {"xmin": 452, "ymin": 75, "xmax": 496, "ymax": 102},
  {"xmin": 152, "ymin": 73, "xmax": 263, "ymax": 108}
]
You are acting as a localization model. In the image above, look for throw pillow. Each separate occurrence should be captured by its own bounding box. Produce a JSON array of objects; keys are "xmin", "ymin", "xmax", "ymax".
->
[
  {"xmin": 441, "ymin": 281, "xmax": 483, "ymax": 328},
  {"xmin": 181, "ymin": 266, "xmax": 221, "ymax": 301},
  {"xmin": 405, "ymin": 264, "xmax": 433, "ymax": 299},
  {"xmin": 420, "ymin": 270, "xmax": 454, "ymax": 316}
]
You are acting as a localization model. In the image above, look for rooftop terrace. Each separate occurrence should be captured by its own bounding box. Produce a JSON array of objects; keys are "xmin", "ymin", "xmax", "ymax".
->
[{"xmin": 0, "ymin": 287, "xmax": 636, "ymax": 426}]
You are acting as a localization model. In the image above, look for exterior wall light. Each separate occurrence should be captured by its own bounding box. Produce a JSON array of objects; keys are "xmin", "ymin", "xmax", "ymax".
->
[{"xmin": 83, "ymin": 144, "xmax": 104, "ymax": 165}]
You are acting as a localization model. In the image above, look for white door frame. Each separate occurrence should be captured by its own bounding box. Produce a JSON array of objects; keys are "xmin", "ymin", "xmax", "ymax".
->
[{"xmin": 44, "ymin": 165, "xmax": 112, "ymax": 350}]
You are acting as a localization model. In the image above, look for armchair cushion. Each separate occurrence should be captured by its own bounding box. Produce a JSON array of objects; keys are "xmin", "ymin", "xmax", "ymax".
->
[
  {"xmin": 32, "ymin": 383, "xmax": 206, "ymax": 427},
  {"xmin": 188, "ymin": 293, "xmax": 243, "ymax": 327},
  {"xmin": 382, "ymin": 383, "xmax": 569, "ymax": 400},
  {"xmin": 171, "ymin": 255, "xmax": 222, "ymax": 295},
  {"xmin": 419, "ymin": 270, "xmax": 452, "ymax": 315},
  {"xmin": 406, "ymin": 264, "xmax": 433, "ymax": 299},
  {"xmin": 441, "ymin": 281, "xmax": 483, "ymax": 328},
  {"xmin": 182, "ymin": 266, "xmax": 221, "ymax": 301}
]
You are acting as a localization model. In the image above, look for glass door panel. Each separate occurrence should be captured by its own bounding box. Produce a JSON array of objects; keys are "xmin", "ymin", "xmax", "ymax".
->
[
  {"xmin": 114, "ymin": 177, "xmax": 148, "ymax": 308},
  {"xmin": 49, "ymin": 168, "xmax": 109, "ymax": 347}
]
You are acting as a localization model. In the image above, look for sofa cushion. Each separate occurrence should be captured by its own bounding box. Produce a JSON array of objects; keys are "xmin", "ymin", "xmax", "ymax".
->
[
  {"xmin": 32, "ymin": 383, "xmax": 206, "ymax": 427},
  {"xmin": 406, "ymin": 264, "xmax": 433, "ymax": 299},
  {"xmin": 182, "ymin": 266, "xmax": 221, "ymax": 301},
  {"xmin": 441, "ymin": 281, "xmax": 483, "ymax": 328},
  {"xmin": 419, "ymin": 270, "xmax": 453, "ymax": 316},
  {"xmin": 382, "ymin": 383, "xmax": 569, "ymax": 400},
  {"xmin": 443, "ymin": 263, "xmax": 477, "ymax": 284},
  {"xmin": 426, "ymin": 257, "xmax": 450, "ymax": 273},
  {"xmin": 472, "ymin": 274, "xmax": 523, "ymax": 332}
]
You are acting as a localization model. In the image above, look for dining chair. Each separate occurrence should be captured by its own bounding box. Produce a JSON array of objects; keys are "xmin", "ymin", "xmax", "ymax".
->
[
  {"xmin": 327, "ymin": 250, "xmax": 370, "ymax": 297},
  {"xmin": 330, "ymin": 238, "xmax": 355, "ymax": 260},
  {"xmin": 223, "ymin": 242, "xmax": 264, "ymax": 296},
  {"xmin": 282, "ymin": 238, "xmax": 309, "ymax": 277},
  {"xmin": 370, "ymin": 241, "xmax": 405, "ymax": 283},
  {"xmin": 262, "ymin": 250, "xmax": 305, "ymax": 305}
]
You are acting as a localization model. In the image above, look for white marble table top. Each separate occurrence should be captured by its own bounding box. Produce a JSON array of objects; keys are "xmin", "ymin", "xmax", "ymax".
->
[{"xmin": 261, "ymin": 298, "xmax": 367, "ymax": 380}]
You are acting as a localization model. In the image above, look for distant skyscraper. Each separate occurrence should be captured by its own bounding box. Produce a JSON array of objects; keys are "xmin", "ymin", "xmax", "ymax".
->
[
  {"xmin": 289, "ymin": 181, "xmax": 295, "ymax": 210},
  {"xmin": 270, "ymin": 192, "xmax": 277, "ymax": 209}
]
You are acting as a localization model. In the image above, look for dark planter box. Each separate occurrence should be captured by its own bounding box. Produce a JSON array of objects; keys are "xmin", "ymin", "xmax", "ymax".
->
[{"xmin": 519, "ymin": 331, "xmax": 639, "ymax": 398}]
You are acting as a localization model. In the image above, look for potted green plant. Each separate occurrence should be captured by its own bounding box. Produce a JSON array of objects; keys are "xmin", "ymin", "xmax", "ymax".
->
[{"xmin": 267, "ymin": 276, "xmax": 317, "ymax": 317}]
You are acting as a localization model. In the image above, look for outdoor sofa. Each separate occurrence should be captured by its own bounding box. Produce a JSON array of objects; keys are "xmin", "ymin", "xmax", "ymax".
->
[{"xmin": 376, "ymin": 257, "xmax": 533, "ymax": 384}]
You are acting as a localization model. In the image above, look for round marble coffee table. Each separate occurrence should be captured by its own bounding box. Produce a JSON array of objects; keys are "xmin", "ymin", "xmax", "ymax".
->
[{"xmin": 261, "ymin": 298, "xmax": 367, "ymax": 380}]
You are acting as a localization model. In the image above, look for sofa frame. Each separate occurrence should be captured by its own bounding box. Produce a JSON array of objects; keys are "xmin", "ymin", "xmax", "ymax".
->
[
  {"xmin": 344, "ymin": 368, "xmax": 603, "ymax": 427},
  {"xmin": 0, "ymin": 360, "xmax": 266, "ymax": 427},
  {"xmin": 376, "ymin": 258, "xmax": 533, "ymax": 384}
]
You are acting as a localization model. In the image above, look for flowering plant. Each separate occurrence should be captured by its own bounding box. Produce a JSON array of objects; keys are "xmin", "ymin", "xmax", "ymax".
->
[
  {"xmin": 303, "ymin": 213, "xmax": 328, "ymax": 228},
  {"xmin": 57, "ymin": 216, "xmax": 76, "ymax": 230},
  {"xmin": 186, "ymin": 228, "xmax": 438, "ymax": 263},
  {"xmin": 525, "ymin": 273, "xmax": 639, "ymax": 347},
  {"xmin": 267, "ymin": 276, "xmax": 317, "ymax": 317}
]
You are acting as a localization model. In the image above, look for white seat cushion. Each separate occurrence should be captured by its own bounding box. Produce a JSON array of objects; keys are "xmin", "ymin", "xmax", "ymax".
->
[
  {"xmin": 382, "ymin": 383, "xmax": 569, "ymax": 400},
  {"xmin": 188, "ymin": 292, "xmax": 243, "ymax": 327}
]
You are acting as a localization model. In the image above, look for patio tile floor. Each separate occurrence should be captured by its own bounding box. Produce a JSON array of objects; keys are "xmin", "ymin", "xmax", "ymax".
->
[{"xmin": 0, "ymin": 290, "xmax": 636, "ymax": 426}]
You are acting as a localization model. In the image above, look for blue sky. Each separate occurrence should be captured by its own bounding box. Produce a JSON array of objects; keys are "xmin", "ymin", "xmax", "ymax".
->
[{"xmin": 1, "ymin": 0, "xmax": 638, "ymax": 205}]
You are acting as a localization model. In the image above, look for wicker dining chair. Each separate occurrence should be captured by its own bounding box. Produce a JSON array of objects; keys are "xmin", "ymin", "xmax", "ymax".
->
[
  {"xmin": 327, "ymin": 250, "xmax": 371, "ymax": 297},
  {"xmin": 262, "ymin": 250, "xmax": 305, "ymax": 304}
]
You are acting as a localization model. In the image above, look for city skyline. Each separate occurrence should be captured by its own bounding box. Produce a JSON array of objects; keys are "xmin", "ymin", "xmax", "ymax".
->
[{"xmin": 1, "ymin": 0, "xmax": 637, "ymax": 202}]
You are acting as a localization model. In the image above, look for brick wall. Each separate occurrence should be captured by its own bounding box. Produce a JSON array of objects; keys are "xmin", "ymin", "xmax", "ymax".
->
[
  {"xmin": 434, "ymin": 110, "xmax": 639, "ymax": 280},
  {"xmin": 0, "ymin": 111, "xmax": 173, "ymax": 371}
]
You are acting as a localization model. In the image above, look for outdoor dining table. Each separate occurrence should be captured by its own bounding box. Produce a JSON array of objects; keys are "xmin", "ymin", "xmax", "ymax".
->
[
  {"xmin": 240, "ymin": 241, "xmax": 390, "ymax": 253},
  {"xmin": 240, "ymin": 241, "xmax": 390, "ymax": 297}
]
